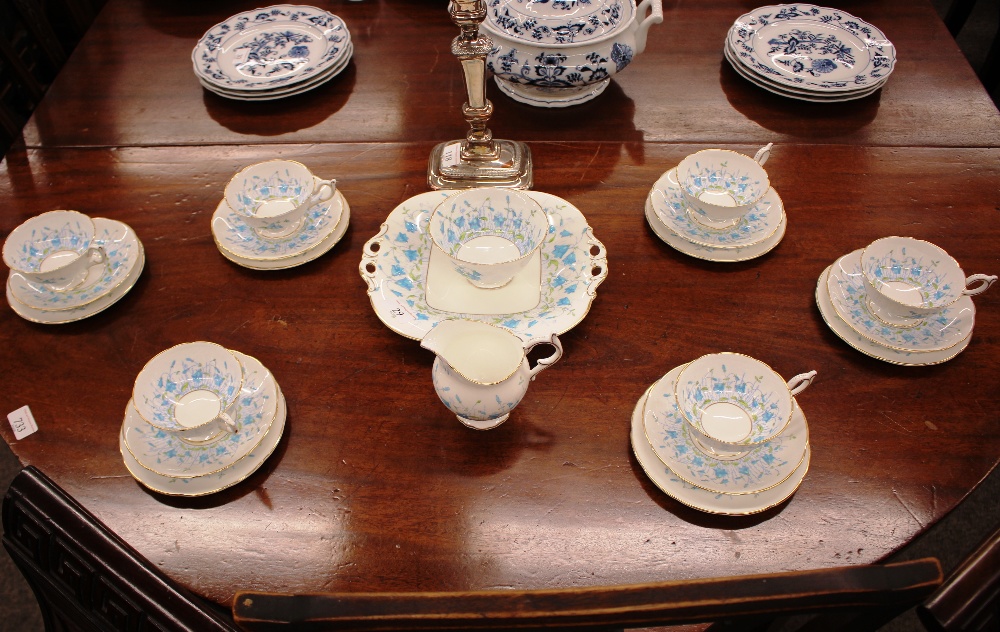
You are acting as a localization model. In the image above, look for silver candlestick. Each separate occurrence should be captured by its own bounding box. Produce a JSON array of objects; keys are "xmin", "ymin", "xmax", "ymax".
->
[{"xmin": 427, "ymin": 0, "xmax": 532, "ymax": 190}]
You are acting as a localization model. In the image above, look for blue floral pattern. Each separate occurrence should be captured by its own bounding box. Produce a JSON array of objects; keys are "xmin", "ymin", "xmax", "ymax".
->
[
  {"xmin": 649, "ymin": 169, "xmax": 781, "ymax": 248},
  {"xmin": 9, "ymin": 219, "xmax": 138, "ymax": 310},
  {"xmin": 193, "ymin": 5, "xmax": 349, "ymax": 90},
  {"xmin": 487, "ymin": 0, "xmax": 627, "ymax": 45},
  {"xmin": 360, "ymin": 191, "xmax": 608, "ymax": 342},
  {"xmin": 431, "ymin": 358, "xmax": 527, "ymax": 423},
  {"xmin": 728, "ymin": 3, "xmax": 895, "ymax": 91},
  {"xmin": 829, "ymin": 251, "xmax": 972, "ymax": 352},
  {"xmin": 135, "ymin": 345, "xmax": 242, "ymax": 431},
  {"xmin": 124, "ymin": 352, "xmax": 277, "ymax": 477},
  {"xmin": 645, "ymin": 371, "xmax": 806, "ymax": 494},
  {"xmin": 7, "ymin": 215, "xmax": 91, "ymax": 272},
  {"xmin": 432, "ymin": 191, "xmax": 547, "ymax": 257},
  {"xmin": 680, "ymin": 158, "xmax": 768, "ymax": 207},
  {"xmin": 214, "ymin": 196, "xmax": 341, "ymax": 259},
  {"xmin": 862, "ymin": 245, "xmax": 954, "ymax": 309},
  {"xmin": 488, "ymin": 47, "xmax": 612, "ymax": 89}
]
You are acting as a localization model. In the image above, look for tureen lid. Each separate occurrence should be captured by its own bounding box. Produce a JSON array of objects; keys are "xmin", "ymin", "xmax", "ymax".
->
[{"xmin": 484, "ymin": 0, "xmax": 635, "ymax": 45}]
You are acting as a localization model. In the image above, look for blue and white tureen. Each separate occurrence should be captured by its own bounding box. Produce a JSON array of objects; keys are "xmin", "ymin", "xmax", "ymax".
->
[{"xmin": 483, "ymin": 0, "xmax": 663, "ymax": 107}]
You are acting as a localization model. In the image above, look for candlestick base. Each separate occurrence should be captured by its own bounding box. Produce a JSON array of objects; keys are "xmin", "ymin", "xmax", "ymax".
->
[{"xmin": 427, "ymin": 139, "xmax": 533, "ymax": 190}]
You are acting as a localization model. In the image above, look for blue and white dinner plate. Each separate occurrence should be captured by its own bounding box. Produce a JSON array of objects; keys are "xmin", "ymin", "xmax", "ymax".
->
[
  {"xmin": 193, "ymin": 5, "xmax": 351, "ymax": 94},
  {"xmin": 727, "ymin": 4, "xmax": 895, "ymax": 94},
  {"xmin": 199, "ymin": 42, "xmax": 353, "ymax": 101}
]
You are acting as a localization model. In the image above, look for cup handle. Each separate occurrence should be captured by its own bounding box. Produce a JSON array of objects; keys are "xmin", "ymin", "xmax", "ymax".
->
[
  {"xmin": 787, "ymin": 370, "xmax": 817, "ymax": 397},
  {"xmin": 753, "ymin": 143, "xmax": 773, "ymax": 166},
  {"xmin": 526, "ymin": 333, "xmax": 563, "ymax": 380},
  {"xmin": 963, "ymin": 274, "xmax": 997, "ymax": 297},
  {"xmin": 634, "ymin": 0, "xmax": 663, "ymax": 55},
  {"xmin": 218, "ymin": 411, "xmax": 239, "ymax": 435},
  {"xmin": 86, "ymin": 246, "xmax": 107, "ymax": 266}
]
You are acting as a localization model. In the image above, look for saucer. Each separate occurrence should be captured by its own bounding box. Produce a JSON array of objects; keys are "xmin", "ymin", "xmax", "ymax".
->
[
  {"xmin": 360, "ymin": 190, "xmax": 608, "ymax": 342},
  {"xmin": 121, "ymin": 384, "xmax": 287, "ymax": 496},
  {"xmin": 648, "ymin": 168, "xmax": 784, "ymax": 249},
  {"xmin": 827, "ymin": 250, "xmax": 974, "ymax": 353},
  {"xmin": 425, "ymin": 246, "xmax": 542, "ymax": 314},
  {"xmin": 643, "ymin": 365, "xmax": 808, "ymax": 495},
  {"xmin": 815, "ymin": 265, "xmax": 972, "ymax": 365},
  {"xmin": 213, "ymin": 191, "xmax": 349, "ymax": 270},
  {"xmin": 122, "ymin": 351, "xmax": 278, "ymax": 478},
  {"xmin": 8, "ymin": 218, "xmax": 141, "ymax": 311},
  {"xmin": 7, "ymin": 241, "xmax": 145, "ymax": 324},
  {"xmin": 193, "ymin": 5, "xmax": 351, "ymax": 92},
  {"xmin": 645, "ymin": 196, "xmax": 785, "ymax": 262},
  {"xmin": 631, "ymin": 384, "xmax": 810, "ymax": 515},
  {"xmin": 200, "ymin": 42, "xmax": 353, "ymax": 101}
]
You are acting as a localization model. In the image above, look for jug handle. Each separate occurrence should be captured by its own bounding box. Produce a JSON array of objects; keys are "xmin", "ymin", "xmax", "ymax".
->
[
  {"xmin": 526, "ymin": 333, "xmax": 563, "ymax": 380},
  {"xmin": 634, "ymin": 0, "xmax": 663, "ymax": 56}
]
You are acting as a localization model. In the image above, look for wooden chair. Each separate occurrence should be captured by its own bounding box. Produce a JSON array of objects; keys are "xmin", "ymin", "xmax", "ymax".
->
[
  {"xmin": 3, "ymin": 466, "xmax": 238, "ymax": 632},
  {"xmin": 232, "ymin": 557, "xmax": 943, "ymax": 632},
  {"xmin": 916, "ymin": 520, "xmax": 1000, "ymax": 632}
]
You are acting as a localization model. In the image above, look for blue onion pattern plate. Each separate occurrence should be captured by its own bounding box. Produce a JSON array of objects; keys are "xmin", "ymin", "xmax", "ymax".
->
[
  {"xmin": 123, "ymin": 351, "xmax": 278, "ymax": 478},
  {"xmin": 643, "ymin": 365, "xmax": 807, "ymax": 495},
  {"xmin": 827, "ymin": 250, "xmax": 974, "ymax": 352},
  {"xmin": 485, "ymin": 0, "xmax": 633, "ymax": 46},
  {"xmin": 192, "ymin": 5, "xmax": 350, "ymax": 91},
  {"xmin": 360, "ymin": 191, "xmax": 608, "ymax": 342},
  {"xmin": 728, "ymin": 4, "xmax": 895, "ymax": 92},
  {"xmin": 649, "ymin": 169, "xmax": 782, "ymax": 248},
  {"xmin": 212, "ymin": 192, "xmax": 344, "ymax": 261},
  {"xmin": 8, "ymin": 218, "xmax": 140, "ymax": 311},
  {"xmin": 631, "ymin": 384, "xmax": 810, "ymax": 515}
]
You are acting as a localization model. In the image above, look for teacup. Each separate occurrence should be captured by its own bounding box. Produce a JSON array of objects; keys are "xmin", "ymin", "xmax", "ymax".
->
[
  {"xmin": 225, "ymin": 160, "xmax": 336, "ymax": 239},
  {"xmin": 2, "ymin": 210, "xmax": 107, "ymax": 291},
  {"xmin": 675, "ymin": 352, "xmax": 816, "ymax": 458},
  {"xmin": 861, "ymin": 236, "xmax": 996, "ymax": 326},
  {"xmin": 675, "ymin": 144, "xmax": 772, "ymax": 227},
  {"xmin": 132, "ymin": 341, "xmax": 244, "ymax": 444},
  {"xmin": 429, "ymin": 187, "xmax": 549, "ymax": 289}
]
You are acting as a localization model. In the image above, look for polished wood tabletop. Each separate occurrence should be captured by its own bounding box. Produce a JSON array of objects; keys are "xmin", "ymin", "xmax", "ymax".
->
[{"xmin": 1, "ymin": 0, "xmax": 998, "ymax": 611}]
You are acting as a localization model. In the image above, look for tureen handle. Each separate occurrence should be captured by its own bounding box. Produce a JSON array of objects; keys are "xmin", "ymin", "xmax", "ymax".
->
[
  {"xmin": 526, "ymin": 333, "xmax": 563, "ymax": 380},
  {"xmin": 634, "ymin": 0, "xmax": 663, "ymax": 55}
]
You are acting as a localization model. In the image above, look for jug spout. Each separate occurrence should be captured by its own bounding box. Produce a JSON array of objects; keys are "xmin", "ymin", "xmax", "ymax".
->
[{"xmin": 420, "ymin": 320, "xmax": 524, "ymax": 385}]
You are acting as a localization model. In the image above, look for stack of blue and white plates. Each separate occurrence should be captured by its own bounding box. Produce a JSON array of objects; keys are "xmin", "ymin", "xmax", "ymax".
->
[
  {"xmin": 725, "ymin": 4, "xmax": 895, "ymax": 102},
  {"xmin": 192, "ymin": 4, "xmax": 353, "ymax": 101}
]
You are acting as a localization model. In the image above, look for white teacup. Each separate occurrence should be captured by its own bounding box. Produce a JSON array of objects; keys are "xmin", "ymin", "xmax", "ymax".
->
[
  {"xmin": 225, "ymin": 160, "xmax": 336, "ymax": 239},
  {"xmin": 429, "ymin": 187, "xmax": 549, "ymax": 289},
  {"xmin": 676, "ymin": 144, "xmax": 772, "ymax": 227},
  {"xmin": 675, "ymin": 352, "xmax": 816, "ymax": 458},
  {"xmin": 132, "ymin": 342, "xmax": 244, "ymax": 444},
  {"xmin": 861, "ymin": 236, "xmax": 996, "ymax": 326},
  {"xmin": 2, "ymin": 210, "xmax": 107, "ymax": 291}
]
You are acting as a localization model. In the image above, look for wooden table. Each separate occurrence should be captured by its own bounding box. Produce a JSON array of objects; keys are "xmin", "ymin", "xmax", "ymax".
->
[{"xmin": 2, "ymin": 0, "xmax": 998, "ymax": 617}]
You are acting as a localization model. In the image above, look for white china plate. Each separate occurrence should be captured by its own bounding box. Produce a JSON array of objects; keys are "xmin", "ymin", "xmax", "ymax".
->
[
  {"xmin": 643, "ymin": 365, "xmax": 808, "ymax": 495},
  {"xmin": 645, "ymin": 196, "xmax": 785, "ymax": 262},
  {"xmin": 120, "ymin": 385, "xmax": 286, "ymax": 496},
  {"xmin": 212, "ymin": 189, "xmax": 346, "ymax": 261},
  {"xmin": 7, "ymin": 242, "xmax": 145, "ymax": 324},
  {"xmin": 494, "ymin": 76, "xmax": 611, "ymax": 108},
  {"xmin": 724, "ymin": 44, "xmax": 885, "ymax": 102},
  {"xmin": 649, "ymin": 168, "xmax": 784, "ymax": 249},
  {"xmin": 214, "ymin": 193, "xmax": 350, "ymax": 270},
  {"xmin": 728, "ymin": 4, "xmax": 895, "ymax": 92},
  {"xmin": 122, "ymin": 351, "xmax": 278, "ymax": 478},
  {"xmin": 631, "ymin": 384, "xmax": 810, "ymax": 515},
  {"xmin": 8, "ymin": 218, "xmax": 141, "ymax": 311},
  {"xmin": 827, "ymin": 250, "xmax": 974, "ymax": 353},
  {"xmin": 360, "ymin": 190, "xmax": 608, "ymax": 342},
  {"xmin": 816, "ymin": 265, "xmax": 972, "ymax": 365},
  {"xmin": 200, "ymin": 42, "xmax": 353, "ymax": 100},
  {"xmin": 193, "ymin": 5, "xmax": 351, "ymax": 92}
]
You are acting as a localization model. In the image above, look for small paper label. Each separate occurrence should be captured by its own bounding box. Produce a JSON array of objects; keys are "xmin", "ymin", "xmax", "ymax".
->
[
  {"xmin": 441, "ymin": 142, "xmax": 463, "ymax": 168},
  {"xmin": 7, "ymin": 405, "xmax": 38, "ymax": 440}
]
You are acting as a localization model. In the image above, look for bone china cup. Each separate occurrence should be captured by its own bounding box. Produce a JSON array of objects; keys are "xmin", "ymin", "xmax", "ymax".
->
[
  {"xmin": 675, "ymin": 353, "xmax": 816, "ymax": 457},
  {"xmin": 132, "ymin": 342, "xmax": 244, "ymax": 443},
  {"xmin": 430, "ymin": 187, "xmax": 549, "ymax": 289},
  {"xmin": 224, "ymin": 160, "xmax": 336, "ymax": 239},
  {"xmin": 861, "ymin": 236, "xmax": 996, "ymax": 323},
  {"xmin": 676, "ymin": 149, "xmax": 770, "ymax": 225},
  {"xmin": 2, "ymin": 210, "xmax": 107, "ymax": 290}
]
